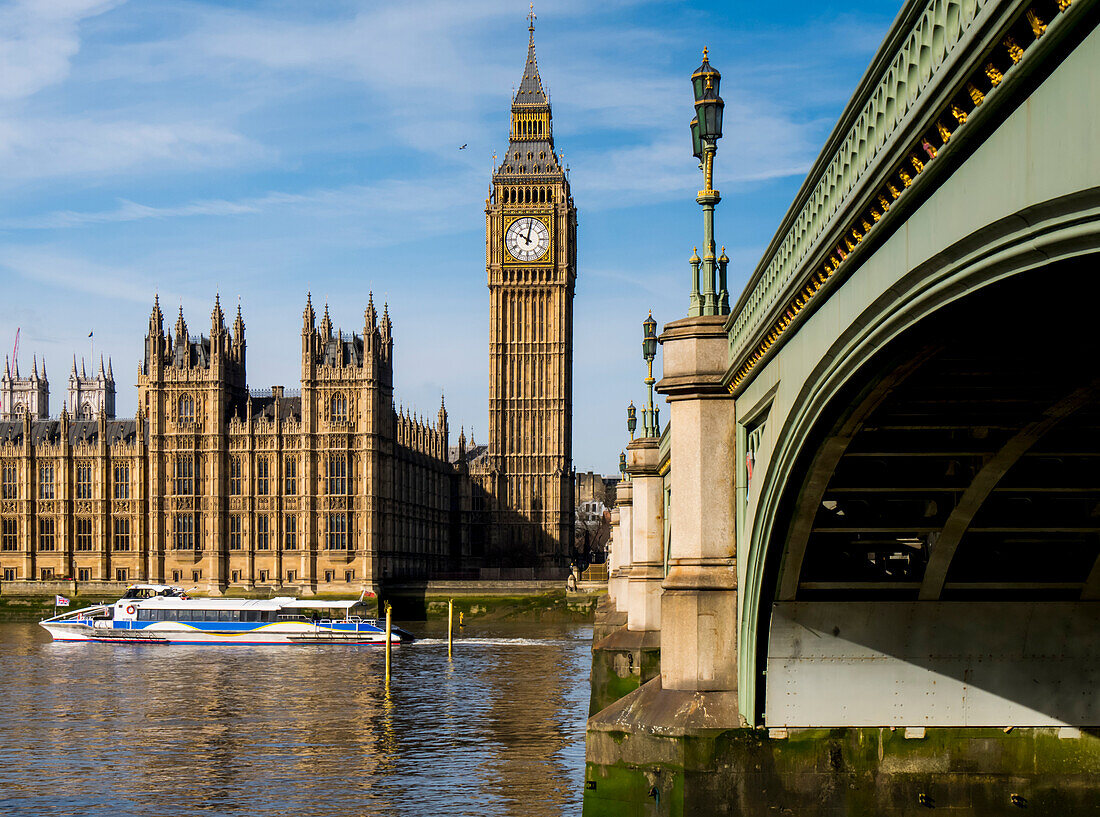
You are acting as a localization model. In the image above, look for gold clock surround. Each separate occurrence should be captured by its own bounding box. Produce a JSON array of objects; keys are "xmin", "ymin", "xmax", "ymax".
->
[{"xmin": 502, "ymin": 213, "xmax": 554, "ymax": 265}]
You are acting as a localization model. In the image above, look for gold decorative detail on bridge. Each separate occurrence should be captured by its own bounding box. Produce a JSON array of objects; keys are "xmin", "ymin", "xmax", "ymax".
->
[
  {"xmin": 726, "ymin": 0, "xmax": 1078, "ymax": 397},
  {"xmin": 1026, "ymin": 9, "xmax": 1046, "ymax": 37}
]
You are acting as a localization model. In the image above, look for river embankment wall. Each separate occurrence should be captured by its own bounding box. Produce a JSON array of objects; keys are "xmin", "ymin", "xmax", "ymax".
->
[{"xmin": 1, "ymin": 580, "xmax": 603, "ymax": 622}]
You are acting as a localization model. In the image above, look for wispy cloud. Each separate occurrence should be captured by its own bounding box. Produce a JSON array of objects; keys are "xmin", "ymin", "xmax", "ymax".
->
[
  {"xmin": 0, "ymin": 245, "xmax": 182, "ymax": 305},
  {"xmin": 0, "ymin": 0, "xmax": 122, "ymax": 100}
]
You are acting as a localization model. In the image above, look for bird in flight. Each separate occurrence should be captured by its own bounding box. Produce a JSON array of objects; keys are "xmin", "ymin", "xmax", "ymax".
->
[{"xmin": 459, "ymin": 144, "xmax": 467, "ymax": 149}]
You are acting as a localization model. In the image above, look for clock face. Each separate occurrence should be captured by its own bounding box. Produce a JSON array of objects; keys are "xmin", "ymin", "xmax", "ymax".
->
[{"xmin": 505, "ymin": 216, "xmax": 550, "ymax": 262}]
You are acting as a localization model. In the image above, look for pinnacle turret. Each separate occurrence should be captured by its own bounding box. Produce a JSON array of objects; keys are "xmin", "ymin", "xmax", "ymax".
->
[
  {"xmin": 303, "ymin": 292, "xmax": 315, "ymax": 331},
  {"xmin": 365, "ymin": 292, "xmax": 377, "ymax": 330},
  {"xmin": 212, "ymin": 293, "xmax": 225, "ymax": 331},
  {"xmin": 175, "ymin": 305, "xmax": 187, "ymax": 344},
  {"xmin": 233, "ymin": 302, "xmax": 245, "ymax": 338}
]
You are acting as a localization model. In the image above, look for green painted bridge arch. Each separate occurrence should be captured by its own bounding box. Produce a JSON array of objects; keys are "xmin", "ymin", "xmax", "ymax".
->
[{"xmin": 729, "ymin": 0, "xmax": 1100, "ymax": 726}]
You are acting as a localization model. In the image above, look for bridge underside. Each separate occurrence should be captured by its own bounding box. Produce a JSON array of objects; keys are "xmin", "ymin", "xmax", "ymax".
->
[
  {"xmin": 783, "ymin": 258, "xmax": 1100, "ymax": 603},
  {"xmin": 764, "ymin": 258, "xmax": 1100, "ymax": 727}
]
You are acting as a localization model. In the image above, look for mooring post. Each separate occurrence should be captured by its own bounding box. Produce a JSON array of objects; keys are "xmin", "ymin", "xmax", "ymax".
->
[
  {"xmin": 385, "ymin": 601, "xmax": 392, "ymax": 683},
  {"xmin": 448, "ymin": 598, "xmax": 454, "ymax": 658}
]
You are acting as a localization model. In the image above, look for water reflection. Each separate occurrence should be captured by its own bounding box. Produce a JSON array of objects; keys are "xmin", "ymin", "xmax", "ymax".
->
[{"xmin": 0, "ymin": 621, "xmax": 589, "ymax": 817}]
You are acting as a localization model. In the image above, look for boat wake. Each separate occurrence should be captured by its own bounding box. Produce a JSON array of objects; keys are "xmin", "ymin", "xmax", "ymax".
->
[{"xmin": 413, "ymin": 637, "xmax": 571, "ymax": 648}]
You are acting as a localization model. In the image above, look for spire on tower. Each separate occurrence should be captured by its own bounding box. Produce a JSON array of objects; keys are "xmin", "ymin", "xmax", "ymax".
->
[
  {"xmin": 320, "ymin": 303, "xmax": 333, "ymax": 339},
  {"xmin": 212, "ymin": 293, "xmax": 225, "ymax": 330},
  {"xmin": 230, "ymin": 300, "xmax": 244, "ymax": 339},
  {"xmin": 365, "ymin": 292, "xmax": 377, "ymax": 330},
  {"xmin": 175, "ymin": 304, "xmax": 187, "ymax": 344},
  {"xmin": 107, "ymin": 357, "xmax": 114, "ymax": 381},
  {"xmin": 515, "ymin": 4, "xmax": 547, "ymax": 106},
  {"xmin": 71, "ymin": 355, "xmax": 78, "ymax": 377},
  {"xmin": 303, "ymin": 292, "xmax": 315, "ymax": 330}
]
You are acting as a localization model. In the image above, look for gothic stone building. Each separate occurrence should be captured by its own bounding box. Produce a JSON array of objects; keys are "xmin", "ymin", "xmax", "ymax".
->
[
  {"xmin": 0, "ymin": 18, "xmax": 576, "ymax": 592},
  {"xmin": 0, "ymin": 294, "xmax": 469, "ymax": 592}
]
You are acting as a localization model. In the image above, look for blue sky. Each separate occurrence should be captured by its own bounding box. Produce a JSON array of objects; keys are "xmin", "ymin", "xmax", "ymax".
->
[{"xmin": 0, "ymin": 0, "xmax": 898, "ymax": 472}]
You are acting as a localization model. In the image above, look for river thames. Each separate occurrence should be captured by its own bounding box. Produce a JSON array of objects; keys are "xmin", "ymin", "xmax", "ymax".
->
[{"xmin": 0, "ymin": 619, "xmax": 590, "ymax": 816}]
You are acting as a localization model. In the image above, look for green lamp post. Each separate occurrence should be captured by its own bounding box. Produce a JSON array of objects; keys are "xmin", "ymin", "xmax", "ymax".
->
[
  {"xmin": 642, "ymin": 312, "xmax": 660, "ymax": 437},
  {"xmin": 627, "ymin": 402, "xmax": 637, "ymax": 440},
  {"xmin": 689, "ymin": 49, "xmax": 728, "ymax": 317}
]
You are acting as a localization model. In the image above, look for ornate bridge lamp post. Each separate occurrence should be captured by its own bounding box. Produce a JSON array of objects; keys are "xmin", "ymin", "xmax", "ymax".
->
[
  {"xmin": 642, "ymin": 312, "xmax": 660, "ymax": 437},
  {"xmin": 689, "ymin": 50, "xmax": 729, "ymax": 317},
  {"xmin": 627, "ymin": 402, "xmax": 637, "ymax": 441},
  {"xmin": 643, "ymin": 47, "xmax": 739, "ymax": 709}
]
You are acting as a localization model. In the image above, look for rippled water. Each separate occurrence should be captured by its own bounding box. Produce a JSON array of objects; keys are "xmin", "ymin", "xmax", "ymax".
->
[{"xmin": 0, "ymin": 620, "xmax": 590, "ymax": 816}]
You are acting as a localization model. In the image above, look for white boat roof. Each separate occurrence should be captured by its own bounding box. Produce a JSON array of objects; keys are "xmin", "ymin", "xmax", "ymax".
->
[
  {"xmin": 279, "ymin": 600, "xmax": 366, "ymax": 610},
  {"xmin": 134, "ymin": 597, "xmax": 368, "ymax": 610}
]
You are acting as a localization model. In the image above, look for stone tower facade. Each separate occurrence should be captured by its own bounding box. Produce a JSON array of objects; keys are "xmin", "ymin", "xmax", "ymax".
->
[
  {"xmin": 67, "ymin": 356, "xmax": 116, "ymax": 419},
  {"xmin": 138, "ymin": 294, "xmax": 249, "ymax": 585},
  {"xmin": 0, "ymin": 357, "xmax": 49, "ymax": 420},
  {"xmin": 474, "ymin": 12, "xmax": 576, "ymax": 572}
]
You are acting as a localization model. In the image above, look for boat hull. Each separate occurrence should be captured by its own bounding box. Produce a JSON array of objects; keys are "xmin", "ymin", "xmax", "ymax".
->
[{"xmin": 41, "ymin": 621, "xmax": 411, "ymax": 645}]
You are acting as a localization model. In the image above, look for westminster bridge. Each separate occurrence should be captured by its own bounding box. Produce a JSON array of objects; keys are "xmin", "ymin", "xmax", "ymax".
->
[{"xmin": 585, "ymin": 0, "xmax": 1100, "ymax": 814}]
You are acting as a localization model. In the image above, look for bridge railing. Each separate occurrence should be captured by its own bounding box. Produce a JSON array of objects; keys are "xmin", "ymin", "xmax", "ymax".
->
[{"xmin": 725, "ymin": 0, "xmax": 1076, "ymax": 391}]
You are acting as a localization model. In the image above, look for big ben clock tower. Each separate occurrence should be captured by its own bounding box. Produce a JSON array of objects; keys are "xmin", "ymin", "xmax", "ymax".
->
[{"xmin": 481, "ymin": 9, "xmax": 576, "ymax": 571}]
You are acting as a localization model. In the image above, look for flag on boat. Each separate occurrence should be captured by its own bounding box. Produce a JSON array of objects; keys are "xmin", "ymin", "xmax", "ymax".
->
[{"xmin": 55, "ymin": 595, "xmax": 70, "ymax": 607}]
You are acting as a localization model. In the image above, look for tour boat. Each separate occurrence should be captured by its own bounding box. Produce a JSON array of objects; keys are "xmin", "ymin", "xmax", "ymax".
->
[{"xmin": 39, "ymin": 584, "xmax": 414, "ymax": 645}]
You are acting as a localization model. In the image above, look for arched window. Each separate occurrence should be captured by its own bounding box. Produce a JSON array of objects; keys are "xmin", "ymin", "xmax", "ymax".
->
[
  {"xmin": 178, "ymin": 394, "xmax": 195, "ymax": 422},
  {"xmin": 80, "ymin": 403, "xmax": 93, "ymax": 420},
  {"xmin": 331, "ymin": 393, "xmax": 348, "ymax": 422},
  {"xmin": 228, "ymin": 456, "xmax": 241, "ymax": 495}
]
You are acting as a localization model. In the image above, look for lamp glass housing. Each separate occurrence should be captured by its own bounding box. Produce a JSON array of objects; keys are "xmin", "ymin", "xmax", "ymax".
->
[
  {"xmin": 696, "ymin": 95, "xmax": 724, "ymax": 141},
  {"xmin": 642, "ymin": 314, "xmax": 658, "ymax": 359},
  {"xmin": 690, "ymin": 117, "xmax": 703, "ymax": 161}
]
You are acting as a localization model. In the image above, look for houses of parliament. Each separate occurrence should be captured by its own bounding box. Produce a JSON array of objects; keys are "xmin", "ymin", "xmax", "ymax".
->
[{"xmin": 0, "ymin": 18, "xmax": 577, "ymax": 593}]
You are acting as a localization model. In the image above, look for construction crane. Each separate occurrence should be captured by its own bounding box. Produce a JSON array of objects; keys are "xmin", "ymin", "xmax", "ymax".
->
[{"xmin": 10, "ymin": 327, "xmax": 18, "ymax": 372}]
